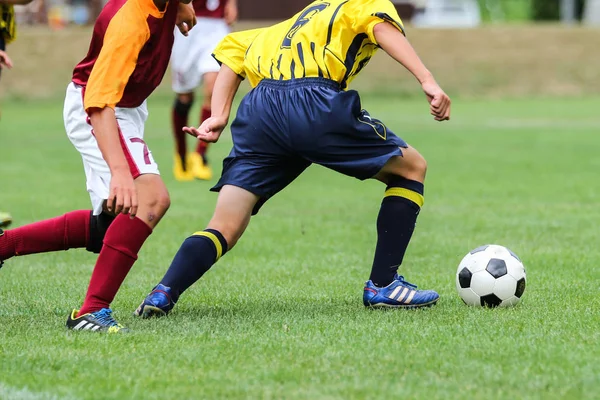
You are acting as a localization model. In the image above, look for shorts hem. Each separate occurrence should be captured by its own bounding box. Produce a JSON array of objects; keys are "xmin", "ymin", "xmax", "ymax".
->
[{"xmin": 361, "ymin": 147, "xmax": 405, "ymax": 180}]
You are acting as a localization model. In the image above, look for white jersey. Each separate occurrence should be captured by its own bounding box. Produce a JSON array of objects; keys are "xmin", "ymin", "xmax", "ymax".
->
[{"xmin": 171, "ymin": 17, "xmax": 230, "ymax": 93}]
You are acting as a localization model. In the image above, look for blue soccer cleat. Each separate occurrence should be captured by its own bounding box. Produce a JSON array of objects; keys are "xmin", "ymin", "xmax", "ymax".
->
[
  {"xmin": 363, "ymin": 274, "xmax": 439, "ymax": 309},
  {"xmin": 66, "ymin": 308, "xmax": 128, "ymax": 333},
  {"xmin": 134, "ymin": 284, "xmax": 176, "ymax": 318}
]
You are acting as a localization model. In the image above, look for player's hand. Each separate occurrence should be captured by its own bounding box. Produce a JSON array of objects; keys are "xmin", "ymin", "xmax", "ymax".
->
[
  {"xmin": 107, "ymin": 169, "xmax": 138, "ymax": 218},
  {"xmin": 224, "ymin": 1, "xmax": 238, "ymax": 25},
  {"xmin": 183, "ymin": 116, "xmax": 228, "ymax": 143},
  {"xmin": 176, "ymin": 2, "xmax": 196, "ymax": 37},
  {"xmin": 0, "ymin": 50, "xmax": 13, "ymax": 69},
  {"xmin": 422, "ymin": 80, "xmax": 451, "ymax": 122}
]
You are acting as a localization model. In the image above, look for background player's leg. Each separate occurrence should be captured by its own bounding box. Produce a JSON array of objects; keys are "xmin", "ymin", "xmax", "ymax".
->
[
  {"xmin": 172, "ymin": 92, "xmax": 195, "ymax": 181},
  {"xmin": 77, "ymin": 174, "xmax": 170, "ymax": 316},
  {"xmin": 157, "ymin": 185, "xmax": 258, "ymax": 302},
  {"xmin": 369, "ymin": 146, "xmax": 427, "ymax": 287},
  {"xmin": 0, "ymin": 210, "xmax": 91, "ymax": 263},
  {"xmin": 192, "ymin": 71, "xmax": 218, "ymax": 180}
]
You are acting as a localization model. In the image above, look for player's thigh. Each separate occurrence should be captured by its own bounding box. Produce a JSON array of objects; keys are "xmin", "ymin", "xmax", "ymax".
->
[
  {"xmin": 212, "ymin": 152, "xmax": 310, "ymax": 218},
  {"xmin": 207, "ymin": 185, "xmax": 259, "ymax": 248},
  {"xmin": 64, "ymin": 83, "xmax": 112, "ymax": 215},
  {"xmin": 115, "ymin": 105, "xmax": 160, "ymax": 179}
]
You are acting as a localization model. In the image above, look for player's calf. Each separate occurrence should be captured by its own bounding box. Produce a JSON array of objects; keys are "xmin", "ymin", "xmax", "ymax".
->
[
  {"xmin": 134, "ymin": 186, "xmax": 258, "ymax": 317},
  {"xmin": 0, "ymin": 210, "xmax": 97, "ymax": 264},
  {"xmin": 366, "ymin": 147, "xmax": 438, "ymax": 305}
]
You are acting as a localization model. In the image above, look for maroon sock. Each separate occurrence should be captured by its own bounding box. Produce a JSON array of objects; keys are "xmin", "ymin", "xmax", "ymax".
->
[
  {"xmin": 172, "ymin": 100, "xmax": 191, "ymax": 166},
  {"xmin": 0, "ymin": 210, "xmax": 90, "ymax": 261},
  {"xmin": 195, "ymin": 106, "xmax": 211, "ymax": 159},
  {"xmin": 77, "ymin": 214, "xmax": 152, "ymax": 316}
]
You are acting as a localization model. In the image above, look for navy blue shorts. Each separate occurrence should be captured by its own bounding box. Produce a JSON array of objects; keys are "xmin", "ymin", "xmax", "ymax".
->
[{"xmin": 212, "ymin": 78, "xmax": 408, "ymax": 214}]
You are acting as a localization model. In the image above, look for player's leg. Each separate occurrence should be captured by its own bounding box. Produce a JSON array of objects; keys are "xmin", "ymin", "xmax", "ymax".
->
[
  {"xmin": 360, "ymin": 146, "xmax": 437, "ymax": 308},
  {"xmin": 190, "ymin": 71, "xmax": 217, "ymax": 180},
  {"xmin": 297, "ymin": 87, "xmax": 438, "ymax": 308},
  {"xmin": 171, "ymin": 27, "xmax": 201, "ymax": 182},
  {"xmin": 190, "ymin": 18, "xmax": 228, "ymax": 181},
  {"xmin": 0, "ymin": 210, "xmax": 112, "ymax": 266},
  {"xmin": 135, "ymin": 83, "xmax": 310, "ymax": 318},
  {"xmin": 135, "ymin": 185, "xmax": 257, "ymax": 318},
  {"xmin": 63, "ymin": 90, "xmax": 170, "ymax": 332},
  {"xmin": 368, "ymin": 145, "xmax": 427, "ymax": 286},
  {"xmin": 73, "ymin": 175, "xmax": 170, "ymax": 324},
  {"xmin": 172, "ymin": 92, "xmax": 195, "ymax": 181}
]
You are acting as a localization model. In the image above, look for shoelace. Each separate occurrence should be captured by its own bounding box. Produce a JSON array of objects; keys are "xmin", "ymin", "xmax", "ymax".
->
[
  {"xmin": 92, "ymin": 308, "xmax": 119, "ymax": 327},
  {"xmin": 396, "ymin": 275, "xmax": 418, "ymax": 290}
]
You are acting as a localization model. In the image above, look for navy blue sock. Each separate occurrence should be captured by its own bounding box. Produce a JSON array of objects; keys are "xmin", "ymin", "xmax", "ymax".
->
[
  {"xmin": 159, "ymin": 229, "xmax": 228, "ymax": 302},
  {"xmin": 369, "ymin": 177, "xmax": 424, "ymax": 287}
]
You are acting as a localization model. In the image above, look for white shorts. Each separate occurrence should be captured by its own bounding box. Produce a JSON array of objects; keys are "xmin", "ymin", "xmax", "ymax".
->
[
  {"xmin": 171, "ymin": 17, "xmax": 230, "ymax": 94},
  {"xmin": 63, "ymin": 82, "xmax": 160, "ymax": 215}
]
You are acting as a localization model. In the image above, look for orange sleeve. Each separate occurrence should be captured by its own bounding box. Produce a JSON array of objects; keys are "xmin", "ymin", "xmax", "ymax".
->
[{"xmin": 84, "ymin": 0, "xmax": 155, "ymax": 111}]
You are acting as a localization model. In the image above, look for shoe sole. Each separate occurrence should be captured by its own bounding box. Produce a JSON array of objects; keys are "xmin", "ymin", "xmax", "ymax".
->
[
  {"xmin": 136, "ymin": 305, "xmax": 168, "ymax": 319},
  {"xmin": 365, "ymin": 298, "xmax": 439, "ymax": 309}
]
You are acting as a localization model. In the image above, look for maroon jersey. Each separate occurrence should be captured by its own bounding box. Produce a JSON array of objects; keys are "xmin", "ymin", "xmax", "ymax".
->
[
  {"xmin": 72, "ymin": 0, "xmax": 178, "ymax": 110},
  {"xmin": 193, "ymin": 0, "xmax": 226, "ymax": 18}
]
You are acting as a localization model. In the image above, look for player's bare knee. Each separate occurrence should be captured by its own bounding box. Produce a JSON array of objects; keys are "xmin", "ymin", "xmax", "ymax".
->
[
  {"xmin": 408, "ymin": 153, "xmax": 428, "ymax": 180},
  {"xmin": 177, "ymin": 92, "xmax": 194, "ymax": 105},
  {"xmin": 394, "ymin": 148, "xmax": 427, "ymax": 182},
  {"xmin": 155, "ymin": 191, "xmax": 171, "ymax": 214},
  {"xmin": 144, "ymin": 190, "xmax": 171, "ymax": 217}
]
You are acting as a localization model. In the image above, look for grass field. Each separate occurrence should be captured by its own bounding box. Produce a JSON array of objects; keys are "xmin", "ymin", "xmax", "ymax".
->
[{"xmin": 0, "ymin": 94, "xmax": 599, "ymax": 400}]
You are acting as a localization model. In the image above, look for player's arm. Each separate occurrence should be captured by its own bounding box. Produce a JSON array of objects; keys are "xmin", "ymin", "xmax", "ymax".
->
[
  {"xmin": 224, "ymin": 0, "xmax": 238, "ymax": 25},
  {"xmin": 374, "ymin": 22, "xmax": 450, "ymax": 121},
  {"xmin": 184, "ymin": 29, "xmax": 261, "ymax": 142},
  {"xmin": 0, "ymin": 50, "xmax": 13, "ymax": 69},
  {"xmin": 176, "ymin": 1, "xmax": 196, "ymax": 36},
  {"xmin": 184, "ymin": 64, "xmax": 241, "ymax": 142}
]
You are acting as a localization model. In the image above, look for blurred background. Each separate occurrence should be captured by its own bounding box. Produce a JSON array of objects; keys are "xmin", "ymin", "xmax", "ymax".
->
[
  {"xmin": 2, "ymin": 0, "xmax": 599, "ymax": 101},
  {"xmin": 10, "ymin": 0, "xmax": 600, "ymax": 26}
]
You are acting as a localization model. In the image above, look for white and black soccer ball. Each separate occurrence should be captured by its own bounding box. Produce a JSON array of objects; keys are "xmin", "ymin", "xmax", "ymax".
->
[{"xmin": 456, "ymin": 245, "xmax": 526, "ymax": 307}]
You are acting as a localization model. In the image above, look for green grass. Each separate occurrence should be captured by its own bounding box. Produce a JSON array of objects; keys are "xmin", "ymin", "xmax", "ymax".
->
[{"xmin": 1, "ymin": 94, "xmax": 599, "ymax": 399}]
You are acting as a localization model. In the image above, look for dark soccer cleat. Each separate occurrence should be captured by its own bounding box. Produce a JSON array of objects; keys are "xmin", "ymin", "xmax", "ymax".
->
[
  {"xmin": 363, "ymin": 274, "xmax": 439, "ymax": 309},
  {"xmin": 66, "ymin": 308, "xmax": 128, "ymax": 333},
  {"xmin": 134, "ymin": 284, "xmax": 176, "ymax": 318}
]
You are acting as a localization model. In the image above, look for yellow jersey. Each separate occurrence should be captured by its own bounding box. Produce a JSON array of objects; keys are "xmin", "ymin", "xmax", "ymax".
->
[
  {"xmin": 0, "ymin": 4, "xmax": 16, "ymax": 43},
  {"xmin": 213, "ymin": 0, "xmax": 404, "ymax": 89}
]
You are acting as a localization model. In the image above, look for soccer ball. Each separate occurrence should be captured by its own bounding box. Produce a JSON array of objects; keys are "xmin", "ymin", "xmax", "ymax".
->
[{"xmin": 456, "ymin": 244, "xmax": 526, "ymax": 307}]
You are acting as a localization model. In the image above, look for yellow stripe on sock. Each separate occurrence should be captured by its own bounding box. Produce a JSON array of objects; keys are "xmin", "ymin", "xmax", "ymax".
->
[
  {"xmin": 384, "ymin": 187, "xmax": 424, "ymax": 208},
  {"xmin": 192, "ymin": 231, "xmax": 223, "ymax": 261}
]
